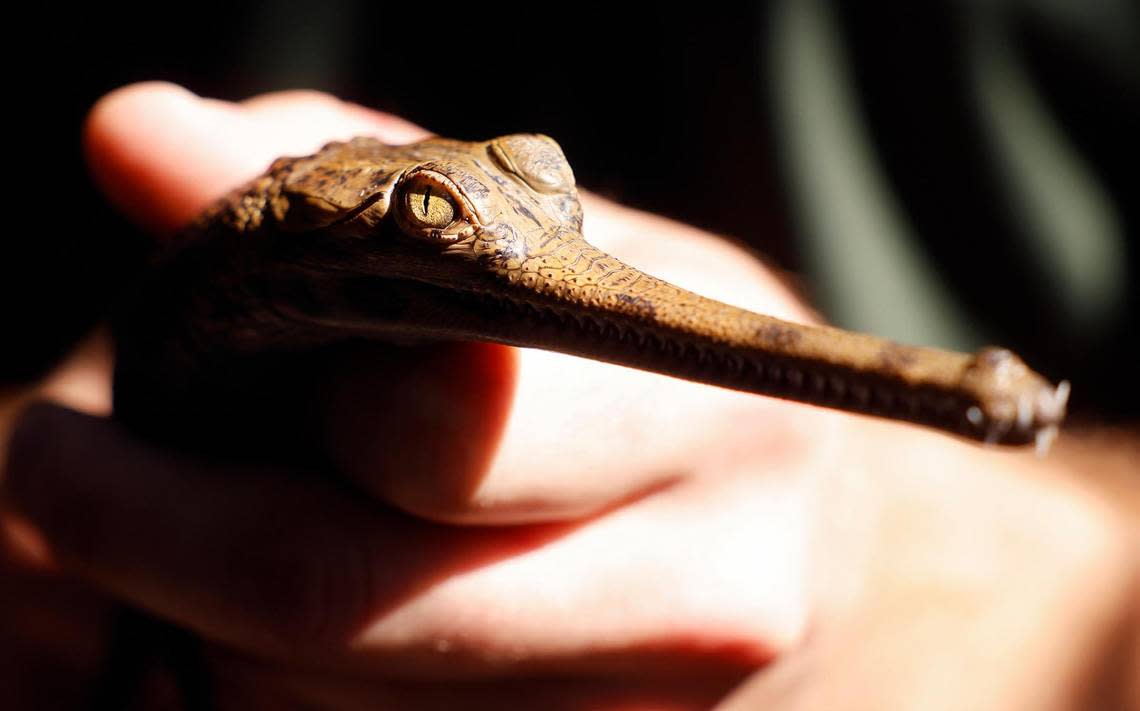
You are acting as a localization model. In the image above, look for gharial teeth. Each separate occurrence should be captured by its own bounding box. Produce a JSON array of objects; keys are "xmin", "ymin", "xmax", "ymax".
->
[
  {"xmin": 1017, "ymin": 393, "xmax": 1034, "ymax": 431},
  {"xmin": 1035, "ymin": 425, "xmax": 1058, "ymax": 458},
  {"xmin": 984, "ymin": 415, "xmax": 1012, "ymax": 446},
  {"xmin": 1056, "ymin": 380, "xmax": 1071, "ymax": 408},
  {"xmin": 786, "ymin": 368, "xmax": 803, "ymax": 388},
  {"xmin": 1039, "ymin": 380, "xmax": 1071, "ymax": 422}
]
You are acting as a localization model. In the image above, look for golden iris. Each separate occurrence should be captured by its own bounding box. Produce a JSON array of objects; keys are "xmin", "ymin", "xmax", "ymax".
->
[{"xmin": 405, "ymin": 181, "xmax": 456, "ymax": 229}]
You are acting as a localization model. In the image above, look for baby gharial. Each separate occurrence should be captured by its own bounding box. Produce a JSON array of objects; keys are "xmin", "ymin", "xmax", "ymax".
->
[{"xmin": 112, "ymin": 133, "xmax": 1069, "ymax": 451}]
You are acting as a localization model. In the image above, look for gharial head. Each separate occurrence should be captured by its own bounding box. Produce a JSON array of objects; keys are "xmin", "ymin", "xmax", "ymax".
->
[{"xmin": 268, "ymin": 133, "xmax": 587, "ymax": 284}]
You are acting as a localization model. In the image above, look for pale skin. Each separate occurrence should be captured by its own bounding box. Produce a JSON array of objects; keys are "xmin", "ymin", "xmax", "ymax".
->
[{"xmin": 1, "ymin": 83, "xmax": 1137, "ymax": 710}]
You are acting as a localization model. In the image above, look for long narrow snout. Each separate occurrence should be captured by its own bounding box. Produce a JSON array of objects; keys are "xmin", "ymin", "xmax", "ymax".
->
[{"xmin": 378, "ymin": 222, "xmax": 1069, "ymax": 447}]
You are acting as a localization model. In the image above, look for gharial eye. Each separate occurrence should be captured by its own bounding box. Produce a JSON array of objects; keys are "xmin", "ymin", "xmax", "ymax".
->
[
  {"xmin": 404, "ymin": 178, "xmax": 457, "ymax": 229},
  {"xmin": 394, "ymin": 169, "xmax": 478, "ymax": 244}
]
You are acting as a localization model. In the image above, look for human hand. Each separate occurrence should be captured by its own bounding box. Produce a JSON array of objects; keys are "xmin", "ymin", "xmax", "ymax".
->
[
  {"xmin": 2, "ymin": 83, "xmax": 1137, "ymax": 710},
  {"xmin": 3, "ymin": 82, "xmax": 825, "ymax": 709}
]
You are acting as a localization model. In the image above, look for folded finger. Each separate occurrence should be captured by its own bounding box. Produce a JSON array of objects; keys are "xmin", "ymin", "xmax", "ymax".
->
[
  {"xmin": 3, "ymin": 403, "xmax": 800, "ymax": 678},
  {"xmin": 84, "ymin": 82, "xmax": 429, "ymax": 234}
]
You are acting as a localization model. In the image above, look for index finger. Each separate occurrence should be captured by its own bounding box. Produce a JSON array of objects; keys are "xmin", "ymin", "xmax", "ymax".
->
[{"xmin": 84, "ymin": 82, "xmax": 430, "ymax": 235}]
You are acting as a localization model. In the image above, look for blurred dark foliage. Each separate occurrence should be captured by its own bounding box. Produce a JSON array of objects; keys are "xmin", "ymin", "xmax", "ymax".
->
[
  {"xmin": 832, "ymin": 1, "xmax": 1139, "ymax": 422},
  {"xmin": 16, "ymin": 1, "xmax": 1138, "ymax": 421}
]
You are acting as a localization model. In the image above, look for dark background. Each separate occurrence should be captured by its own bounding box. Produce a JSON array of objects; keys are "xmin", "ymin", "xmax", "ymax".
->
[{"xmin": 24, "ymin": 1, "xmax": 1140, "ymax": 423}]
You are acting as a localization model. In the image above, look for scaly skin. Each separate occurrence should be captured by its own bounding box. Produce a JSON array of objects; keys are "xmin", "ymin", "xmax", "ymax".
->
[{"xmin": 113, "ymin": 134, "xmax": 1068, "ymax": 448}]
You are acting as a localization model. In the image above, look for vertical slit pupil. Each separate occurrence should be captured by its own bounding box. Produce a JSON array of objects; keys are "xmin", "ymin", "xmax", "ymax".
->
[{"xmin": 422, "ymin": 186, "xmax": 432, "ymax": 216}]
